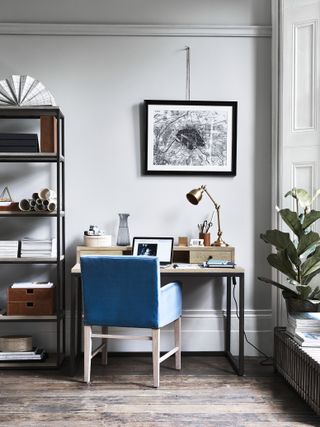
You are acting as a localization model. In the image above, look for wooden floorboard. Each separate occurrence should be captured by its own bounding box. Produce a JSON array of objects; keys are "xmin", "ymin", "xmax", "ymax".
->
[{"xmin": 0, "ymin": 356, "xmax": 319, "ymax": 426}]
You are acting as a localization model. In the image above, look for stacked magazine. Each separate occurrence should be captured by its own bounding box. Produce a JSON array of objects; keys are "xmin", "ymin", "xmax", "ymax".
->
[
  {"xmin": 20, "ymin": 238, "xmax": 57, "ymax": 258},
  {"xmin": 0, "ymin": 347, "xmax": 47, "ymax": 361},
  {"xmin": 287, "ymin": 312, "xmax": 320, "ymax": 347},
  {"xmin": 0, "ymin": 240, "xmax": 19, "ymax": 258}
]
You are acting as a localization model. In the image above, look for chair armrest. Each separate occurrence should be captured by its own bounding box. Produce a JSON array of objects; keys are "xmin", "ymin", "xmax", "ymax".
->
[{"xmin": 158, "ymin": 281, "xmax": 182, "ymax": 328}]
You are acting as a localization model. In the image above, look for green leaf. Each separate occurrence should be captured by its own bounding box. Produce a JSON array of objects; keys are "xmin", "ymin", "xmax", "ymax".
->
[
  {"xmin": 267, "ymin": 251, "xmax": 297, "ymax": 281},
  {"xmin": 301, "ymin": 246, "xmax": 320, "ymax": 276},
  {"xmin": 257, "ymin": 276, "xmax": 297, "ymax": 295},
  {"xmin": 296, "ymin": 285, "xmax": 312, "ymax": 299},
  {"xmin": 279, "ymin": 209, "xmax": 303, "ymax": 237},
  {"xmin": 302, "ymin": 267, "xmax": 320, "ymax": 286},
  {"xmin": 297, "ymin": 231, "xmax": 320, "ymax": 256},
  {"xmin": 260, "ymin": 229, "xmax": 299, "ymax": 266},
  {"xmin": 302, "ymin": 210, "xmax": 320, "ymax": 229},
  {"xmin": 309, "ymin": 286, "xmax": 320, "ymax": 299}
]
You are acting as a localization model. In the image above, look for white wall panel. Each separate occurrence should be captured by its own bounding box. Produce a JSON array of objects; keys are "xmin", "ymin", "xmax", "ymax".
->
[
  {"xmin": 276, "ymin": 0, "xmax": 320, "ymax": 324},
  {"xmin": 293, "ymin": 21, "xmax": 316, "ymax": 131}
]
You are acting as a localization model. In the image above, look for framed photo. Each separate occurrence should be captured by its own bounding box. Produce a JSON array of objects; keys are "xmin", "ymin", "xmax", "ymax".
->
[{"xmin": 145, "ymin": 100, "xmax": 237, "ymax": 175}]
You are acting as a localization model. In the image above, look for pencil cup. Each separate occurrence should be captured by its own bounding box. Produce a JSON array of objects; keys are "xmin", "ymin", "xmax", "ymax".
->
[{"xmin": 199, "ymin": 233, "xmax": 211, "ymax": 246}]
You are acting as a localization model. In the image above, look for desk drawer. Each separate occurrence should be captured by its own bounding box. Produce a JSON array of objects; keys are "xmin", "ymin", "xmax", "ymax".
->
[{"xmin": 190, "ymin": 248, "xmax": 234, "ymax": 264}]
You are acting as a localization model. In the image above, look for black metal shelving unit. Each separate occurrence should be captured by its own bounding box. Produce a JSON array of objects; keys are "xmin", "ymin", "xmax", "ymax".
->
[{"xmin": 0, "ymin": 106, "xmax": 65, "ymax": 368}]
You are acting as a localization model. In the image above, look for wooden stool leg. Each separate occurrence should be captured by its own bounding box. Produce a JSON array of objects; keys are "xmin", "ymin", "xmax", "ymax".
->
[
  {"xmin": 174, "ymin": 317, "xmax": 181, "ymax": 370},
  {"xmin": 152, "ymin": 328, "xmax": 160, "ymax": 388},
  {"xmin": 84, "ymin": 325, "xmax": 92, "ymax": 384},
  {"xmin": 101, "ymin": 326, "xmax": 108, "ymax": 365}
]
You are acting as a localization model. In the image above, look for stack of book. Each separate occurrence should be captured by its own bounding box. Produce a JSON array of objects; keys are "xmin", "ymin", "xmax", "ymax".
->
[
  {"xmin": 203, "ymin": 259, "xmax": 235, "ymax": 268},
  {"xmin": 294, "ymin": 331, "xmax": 320, "ymax": 347},
  {"xmin": 0, "ymin": 240, "xmax": 19, "ymax": 258},
  {"xmin": 11, "ymin": 281, "xmax": 54, "ymax": 289},
  {"xmin": 20, "ymin": 238, "xmax": 57, "ymax": 258},
  {"xmin": 0, "ymin": 133, "xmax": 39, "ymax": 153},
  {"xmin": 0, "ymin": 347, "xmax": 47, "ymax": 361},
  {"xmin": 287, "ymin": 312, "xmax": 320, "ymax": 347}
]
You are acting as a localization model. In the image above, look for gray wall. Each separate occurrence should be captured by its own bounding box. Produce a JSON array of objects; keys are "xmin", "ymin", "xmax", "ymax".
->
[{"xmin": 0, "ymin": 0, "xmax": 272, "ymax": 354}]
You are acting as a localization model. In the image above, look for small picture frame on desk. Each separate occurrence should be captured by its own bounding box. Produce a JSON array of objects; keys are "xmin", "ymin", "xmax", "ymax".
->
[
  {"xmin": 145, "ymin": 100, "xmax": 237, "ymax": 176},
  {"xmin": 190, "ymin": 238, "xmax": 204, "ymax": 247}
]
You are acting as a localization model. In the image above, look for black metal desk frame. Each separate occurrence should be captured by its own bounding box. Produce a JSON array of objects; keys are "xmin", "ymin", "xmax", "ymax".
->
[{"xmin": 70, "ymin": 266, "xmax": 245, "ymax": 376}]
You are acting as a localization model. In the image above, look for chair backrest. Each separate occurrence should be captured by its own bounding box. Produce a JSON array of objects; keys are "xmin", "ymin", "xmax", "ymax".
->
[{"xmin": 80, "ymin": 255, "xmax": 160, "ymax": 328}]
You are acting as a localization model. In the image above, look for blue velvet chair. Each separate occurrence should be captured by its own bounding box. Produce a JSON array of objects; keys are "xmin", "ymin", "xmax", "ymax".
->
[{"xmin": 80, "ymin": 255, "xmax": 183, "ymax": 387}]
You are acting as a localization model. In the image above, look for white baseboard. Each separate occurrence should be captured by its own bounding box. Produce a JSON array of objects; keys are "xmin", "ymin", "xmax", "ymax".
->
[{"xmin": 1, "ymin": 309, "xmax": 272, "ymax": 356}]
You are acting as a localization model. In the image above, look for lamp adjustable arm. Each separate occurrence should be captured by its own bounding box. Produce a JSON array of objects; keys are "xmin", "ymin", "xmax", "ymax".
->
[{"xmin": 203, "ymin": 187, "xmax": 221, "ymax": 234}]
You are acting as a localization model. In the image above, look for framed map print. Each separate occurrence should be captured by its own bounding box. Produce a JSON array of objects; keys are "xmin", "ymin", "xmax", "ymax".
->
[{"xmin": 145, "ymin": 100, "xmax": 237, "ymax": 176}]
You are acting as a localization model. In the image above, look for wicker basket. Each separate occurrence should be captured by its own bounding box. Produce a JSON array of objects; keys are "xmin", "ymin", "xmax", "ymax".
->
[
  {"xmin": 0, "ymin": 335, "xmax": 33, "ymax": 352},
  {"xmin": 84, "ymin": 235, "xmax": 112, "ymax": 247}
]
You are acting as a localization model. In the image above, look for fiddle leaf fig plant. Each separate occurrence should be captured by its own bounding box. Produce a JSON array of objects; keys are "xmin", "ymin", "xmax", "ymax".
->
[{"xmin": 259, "ymin": 188, "xmax": 320, "ymax": 301}]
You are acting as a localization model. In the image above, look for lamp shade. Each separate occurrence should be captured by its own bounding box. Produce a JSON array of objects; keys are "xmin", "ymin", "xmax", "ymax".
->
[{"xmin": 186, "ymin": 187, "xmax": 204, "ymax": 205}]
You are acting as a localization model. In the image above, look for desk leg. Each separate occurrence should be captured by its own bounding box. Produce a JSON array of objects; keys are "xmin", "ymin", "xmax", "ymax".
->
[
  {"xmin": 225, "ymin": 274, "xmax": 245, "ymax": 376},
  {"xmin": 69, "ymin": 274, "xmax": 77, "ymax": 376},
  {"xmin": 225, "ymin": 277, "xmax": 231, "ymax": 353},
  {"xmin": 239, "ymin": 273, "xmax": 245, "ymax": 375},
  {"xmin": 77, "ymin": 278, "xmax": 82, "ymax": 362}
]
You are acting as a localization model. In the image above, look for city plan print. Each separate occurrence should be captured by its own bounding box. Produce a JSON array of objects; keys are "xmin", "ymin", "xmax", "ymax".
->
[{"xmin": 146, "ymin": 101, "xmax": 237, "ymax": 175}]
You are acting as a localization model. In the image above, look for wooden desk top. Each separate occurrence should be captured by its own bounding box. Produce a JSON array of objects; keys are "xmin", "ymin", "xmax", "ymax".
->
[{"xmin": 71, "ymin": 263, "xmax": 244, "ymax": 275}]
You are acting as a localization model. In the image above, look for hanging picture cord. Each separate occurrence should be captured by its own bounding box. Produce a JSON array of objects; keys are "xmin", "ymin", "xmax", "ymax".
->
[{"xmin": 185, "ymin": 46, "xmax": 191, "ymax": 100}]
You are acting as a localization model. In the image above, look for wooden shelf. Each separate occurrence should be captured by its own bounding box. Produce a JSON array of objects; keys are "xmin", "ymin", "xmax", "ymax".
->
[
  {"xmin": 0, "ymin": 153, "xmax": 64, "ymax": 162},
  {"xmin": 0, "ymin": 311, "xmax": 64, "ymax": 321},
  {"xmin": 0, "ymin": 353, "xmax": 64, "ymax": 368},
  {"xmin": 0, "ymin": 255, "xmax": 64, "ymax": 264},
  {"xmin": 0, "ymin": 106, "xmax": 64, "ymax": 118},
  {"xmin": 0, "ymin": 210, "xmax": 65, "ymax": 217}
]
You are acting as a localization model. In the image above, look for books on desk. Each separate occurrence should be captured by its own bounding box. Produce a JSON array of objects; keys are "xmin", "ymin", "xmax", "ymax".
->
[{"xmin": 203, "ymin": 259, "xmax": 235, "ymax": 268}]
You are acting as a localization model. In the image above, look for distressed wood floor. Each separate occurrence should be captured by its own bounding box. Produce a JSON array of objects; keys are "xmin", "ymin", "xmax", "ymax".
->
[{"xmin": 0, "ymin": 356, "xmax": 319, "ymax": 426}]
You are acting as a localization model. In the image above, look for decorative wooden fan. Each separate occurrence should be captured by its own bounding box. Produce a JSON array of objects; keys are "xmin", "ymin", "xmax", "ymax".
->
[{"xmin": 0, "ymin": 75, "xmax": 56, "ymax": 106}]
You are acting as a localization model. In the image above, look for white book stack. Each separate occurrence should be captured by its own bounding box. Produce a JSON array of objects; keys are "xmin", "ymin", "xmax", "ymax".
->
[
  {"xmin": 294, "ymin": 331, "xmax": 320, "ymax": 347},
  {"xmin": 0, "ymin": 347, "xmax": 47, "ymax": 361},
  {"xmin": 287, "ymin": 312, "xmax": 320, "ymax": 347},
  {"xmin": 0, "ymin": 240, "xmax": 19, "ymax": 258},
  {"xmin": 20, "ymin": 238, "xmax": 57, "ymax": 258}
]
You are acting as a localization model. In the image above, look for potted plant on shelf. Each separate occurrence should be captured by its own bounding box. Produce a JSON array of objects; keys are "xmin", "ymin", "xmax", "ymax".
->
[{"xmin": 259, "ymin": 188, "xmax": 320, "ymax": 313}]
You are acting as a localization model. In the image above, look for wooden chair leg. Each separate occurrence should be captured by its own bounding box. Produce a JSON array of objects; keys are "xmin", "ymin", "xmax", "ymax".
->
[
  {"xmin": 152, "ymin": 328, "xmax": 160, "ymax": 388},
  {"xmin": 84, "ymin": 325, "xmax": 92, "ymax": 384},
  {"xmin": 101, "ymin": 326, "xmax": 108, "ymax": 365},
  {"xmin": 174, "ymin": 317, "xmax": 181, "ymax": 370}
]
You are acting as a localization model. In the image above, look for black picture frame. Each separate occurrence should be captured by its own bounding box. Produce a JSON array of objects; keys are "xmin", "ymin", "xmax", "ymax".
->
[{"xmin": 145, "ymin": 100, "xmax": 237, "ymax": 176}]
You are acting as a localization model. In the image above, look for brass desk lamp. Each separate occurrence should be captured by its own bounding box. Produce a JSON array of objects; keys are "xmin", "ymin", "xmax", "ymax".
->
[{"xmin": 186, "ymin": 185, "xmax": 228, "ymax": 247}]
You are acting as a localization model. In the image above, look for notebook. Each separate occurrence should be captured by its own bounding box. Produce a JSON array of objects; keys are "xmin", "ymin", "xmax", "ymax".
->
[{"xmin": 132, "ymin": 237, "xmax": 174, "ymax": 267}]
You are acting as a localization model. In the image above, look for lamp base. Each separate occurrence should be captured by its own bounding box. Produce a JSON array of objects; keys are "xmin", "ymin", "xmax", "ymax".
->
[{"xmin": 211, "ymin": 237, "xmax": 229, "ymax": 247}]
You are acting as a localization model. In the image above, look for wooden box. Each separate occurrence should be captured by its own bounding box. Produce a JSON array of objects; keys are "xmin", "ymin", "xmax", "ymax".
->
[
  {"xmin": 7, "ymin": 287, "xmax": 55, "ymax": 315},
  {"xmin": 40, "ymin": 116, "xmax": 57, "ymax": 153}
]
